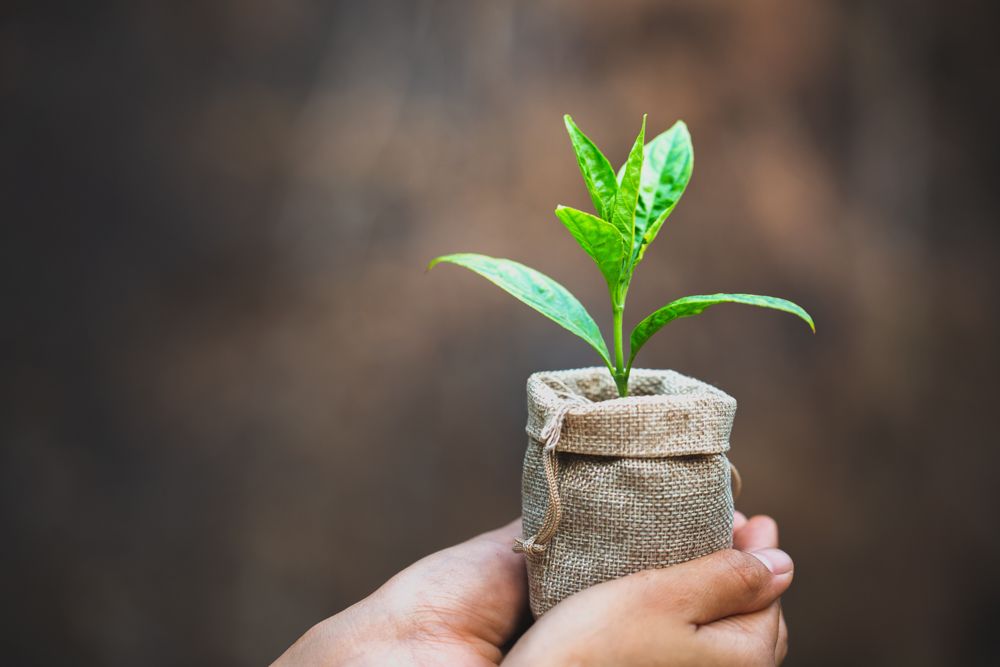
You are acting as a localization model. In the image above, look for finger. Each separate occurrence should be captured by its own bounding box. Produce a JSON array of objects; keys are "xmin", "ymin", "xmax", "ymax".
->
[
  {"xmin": 698, "ymin": 599, "xmax": 781, "ymax": 663},
  {"xmin": 733, "ymin": 514, "xmax": 778, "ymax": 552},
  {"xmin": 733, "ymin": 511, "xmax": 748, "ymax": 534},
  {"xmin": 776, "ymin": 604, "xmax": 788, "ymax": 664},
  {"xmin": 473, "ymin": 517, "xmax": 525, "ymax": 548},
  {"xmin": 644, "ymin": 548, "xmax": 793, "ymax": 624},
  {"xmin": 393, "ymin": 517, "xmax": 527, "ymax": 588},
  {"xmin": 455, "ymin": 517, "xmax": 528, "ymax": 584},
  {"xmin": 728, "ymin": 599, "xmax": 781, "ymax": 640}
]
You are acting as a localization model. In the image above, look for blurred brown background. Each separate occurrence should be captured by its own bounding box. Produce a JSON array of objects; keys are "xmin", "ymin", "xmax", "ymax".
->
[{"xmin": 3, "ymin": 1, "xmax": 999, "ymax": 664}]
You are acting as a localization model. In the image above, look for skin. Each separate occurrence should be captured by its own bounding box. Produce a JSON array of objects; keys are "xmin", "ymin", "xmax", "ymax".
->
[{"xmin": 273, "ymin": 512, "xmax": 791, "ymax": 666}]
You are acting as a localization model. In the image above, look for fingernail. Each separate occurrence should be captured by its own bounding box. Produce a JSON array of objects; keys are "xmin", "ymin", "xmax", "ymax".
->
[{"xmin": 750, "ymin": 548, "xmax": 793, "ymax": 575}]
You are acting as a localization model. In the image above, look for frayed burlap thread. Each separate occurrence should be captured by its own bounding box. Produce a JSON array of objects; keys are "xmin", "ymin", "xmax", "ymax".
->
[{"xmin": 517, "ymin": 367, "xmax": 738, "ymax": 617}]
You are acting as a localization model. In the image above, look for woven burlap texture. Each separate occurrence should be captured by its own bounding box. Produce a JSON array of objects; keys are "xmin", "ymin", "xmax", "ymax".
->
[{"xmin": 520, "ymin": 367, "xmax": 737, "ymax": 617}]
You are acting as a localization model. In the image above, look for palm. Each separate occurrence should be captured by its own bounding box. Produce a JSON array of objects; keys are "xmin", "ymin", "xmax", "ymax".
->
[{"xmin": 378, "ymin": 519, "xmax": 529, "ymax": 665}]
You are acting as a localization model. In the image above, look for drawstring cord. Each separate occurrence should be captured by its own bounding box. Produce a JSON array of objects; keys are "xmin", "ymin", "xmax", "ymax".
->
[{"xmin": 513, "ymin": 400, "xmax": 582, "ymax": 559}]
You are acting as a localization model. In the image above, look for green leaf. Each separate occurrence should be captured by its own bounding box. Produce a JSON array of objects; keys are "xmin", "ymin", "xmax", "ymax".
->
[
  {"xmin": 610, "ymin": 115, "xmax": 646, "ymax": 267},
  {"xmin": 563, "ymin": 115, "xmax": 619, "ymax": 220},
  {"xmin": 554, "ymin": 205, "xmax": 625, "ymax": 289},
  {"xmin": 428, "ymin": 253, "xmax": 611, "ymax": 367},
  {"xmin": 633, "ymin": 121, "xmax": 694, "ymax": 264},
  {"xmin": 629, "ymin": 293, "xmax": 815, "ymax": 366}
]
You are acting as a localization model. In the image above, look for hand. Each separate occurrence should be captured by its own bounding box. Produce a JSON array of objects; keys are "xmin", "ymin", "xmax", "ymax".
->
[
  {"xmin": 272, "ymin": 519, "xmax": 529, "ymax": 665},
  {"xmin": 505, "ymin": 512, "xmax": 791, "ymax": 665},
  {"xmin": 274, "ymin": 513, "xmax": 791, "ymax": 666}
]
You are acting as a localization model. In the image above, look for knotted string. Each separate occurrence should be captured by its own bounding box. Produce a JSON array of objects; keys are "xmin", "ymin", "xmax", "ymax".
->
[
  {"xmin": 514, "ymin": 393, "xmax": 590, "ymax": 559},
  {"xmin": 729, "ymin": 461, "xmax": 742, "ymax": 499}
]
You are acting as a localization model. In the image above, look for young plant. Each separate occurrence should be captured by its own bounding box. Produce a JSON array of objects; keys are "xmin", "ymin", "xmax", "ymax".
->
[{"xmin": 429, "ymin": 115, "xmax": 814, "ymax": 397}]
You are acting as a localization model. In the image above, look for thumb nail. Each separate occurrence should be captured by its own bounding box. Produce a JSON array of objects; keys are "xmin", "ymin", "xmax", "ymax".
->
[{"xmin": 750, "ymin": 548, "xmax": 793, "ymax": 575}]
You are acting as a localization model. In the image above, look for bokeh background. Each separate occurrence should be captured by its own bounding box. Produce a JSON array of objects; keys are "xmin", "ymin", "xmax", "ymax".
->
[{"xmin": 4, "ymin": 1, "xmax": 999, "ymax": 664}]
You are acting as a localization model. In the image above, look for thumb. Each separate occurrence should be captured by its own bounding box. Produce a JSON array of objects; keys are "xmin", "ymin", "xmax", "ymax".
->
[{"xmin": 659, "ymin": 548, "xmax": 794, "ymax": 624}]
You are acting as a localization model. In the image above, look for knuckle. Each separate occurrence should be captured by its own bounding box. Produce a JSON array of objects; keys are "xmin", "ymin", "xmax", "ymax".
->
[{"xmin": 719, "ymin": 549, "xmax": 768, "ymax": 597}]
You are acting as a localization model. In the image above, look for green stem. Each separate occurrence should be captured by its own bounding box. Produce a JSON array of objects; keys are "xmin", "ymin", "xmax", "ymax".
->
[
  {"xmin": 612, "ymin": 286, "xmax": 628, "ymax": 397},
  {"xmin": 613, "ymin": 306, "xmax": 624, "ymax": 369},
  {"xmin": 614, "ymin": 372, "xmax": 628, "ymax": 397}
]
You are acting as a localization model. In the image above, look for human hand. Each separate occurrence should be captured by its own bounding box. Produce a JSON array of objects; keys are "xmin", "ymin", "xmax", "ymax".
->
[
  {"xmin": 274, "ymin": 513, "xmax": 790, "ymax": 666},
  {"xmin": 272, "ymin": 518, "xmax": 529, "ymax": 666},
  {"xmin": 505, "ymin": 511, "xmax": 791, "ymax": 665}
]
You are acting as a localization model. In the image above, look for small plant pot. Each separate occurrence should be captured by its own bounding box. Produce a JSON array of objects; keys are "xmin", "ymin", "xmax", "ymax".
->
[{"xmin": 514, "ymin": 367, "xmax": 738, "ymax": 617}]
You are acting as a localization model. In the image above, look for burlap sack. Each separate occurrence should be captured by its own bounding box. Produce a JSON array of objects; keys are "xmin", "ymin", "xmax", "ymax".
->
[{"xmin": 515, "ymin": 367, "xmax": 738, "ymax": 617}]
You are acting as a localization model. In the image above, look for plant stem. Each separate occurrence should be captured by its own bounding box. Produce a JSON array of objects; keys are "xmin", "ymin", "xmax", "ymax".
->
[
  {"xmin": 613, "ymin": 306, "xmax": 624, "ymax": 369},
  {"xmin": 612, "ymin": 300, "xmax": 628, "ymax": 397}
]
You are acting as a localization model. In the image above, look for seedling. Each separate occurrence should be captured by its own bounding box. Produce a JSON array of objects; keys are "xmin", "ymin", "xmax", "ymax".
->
[{"xmin": 430, "ymin": 115, "xmax": 814, "ymax": 397}]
